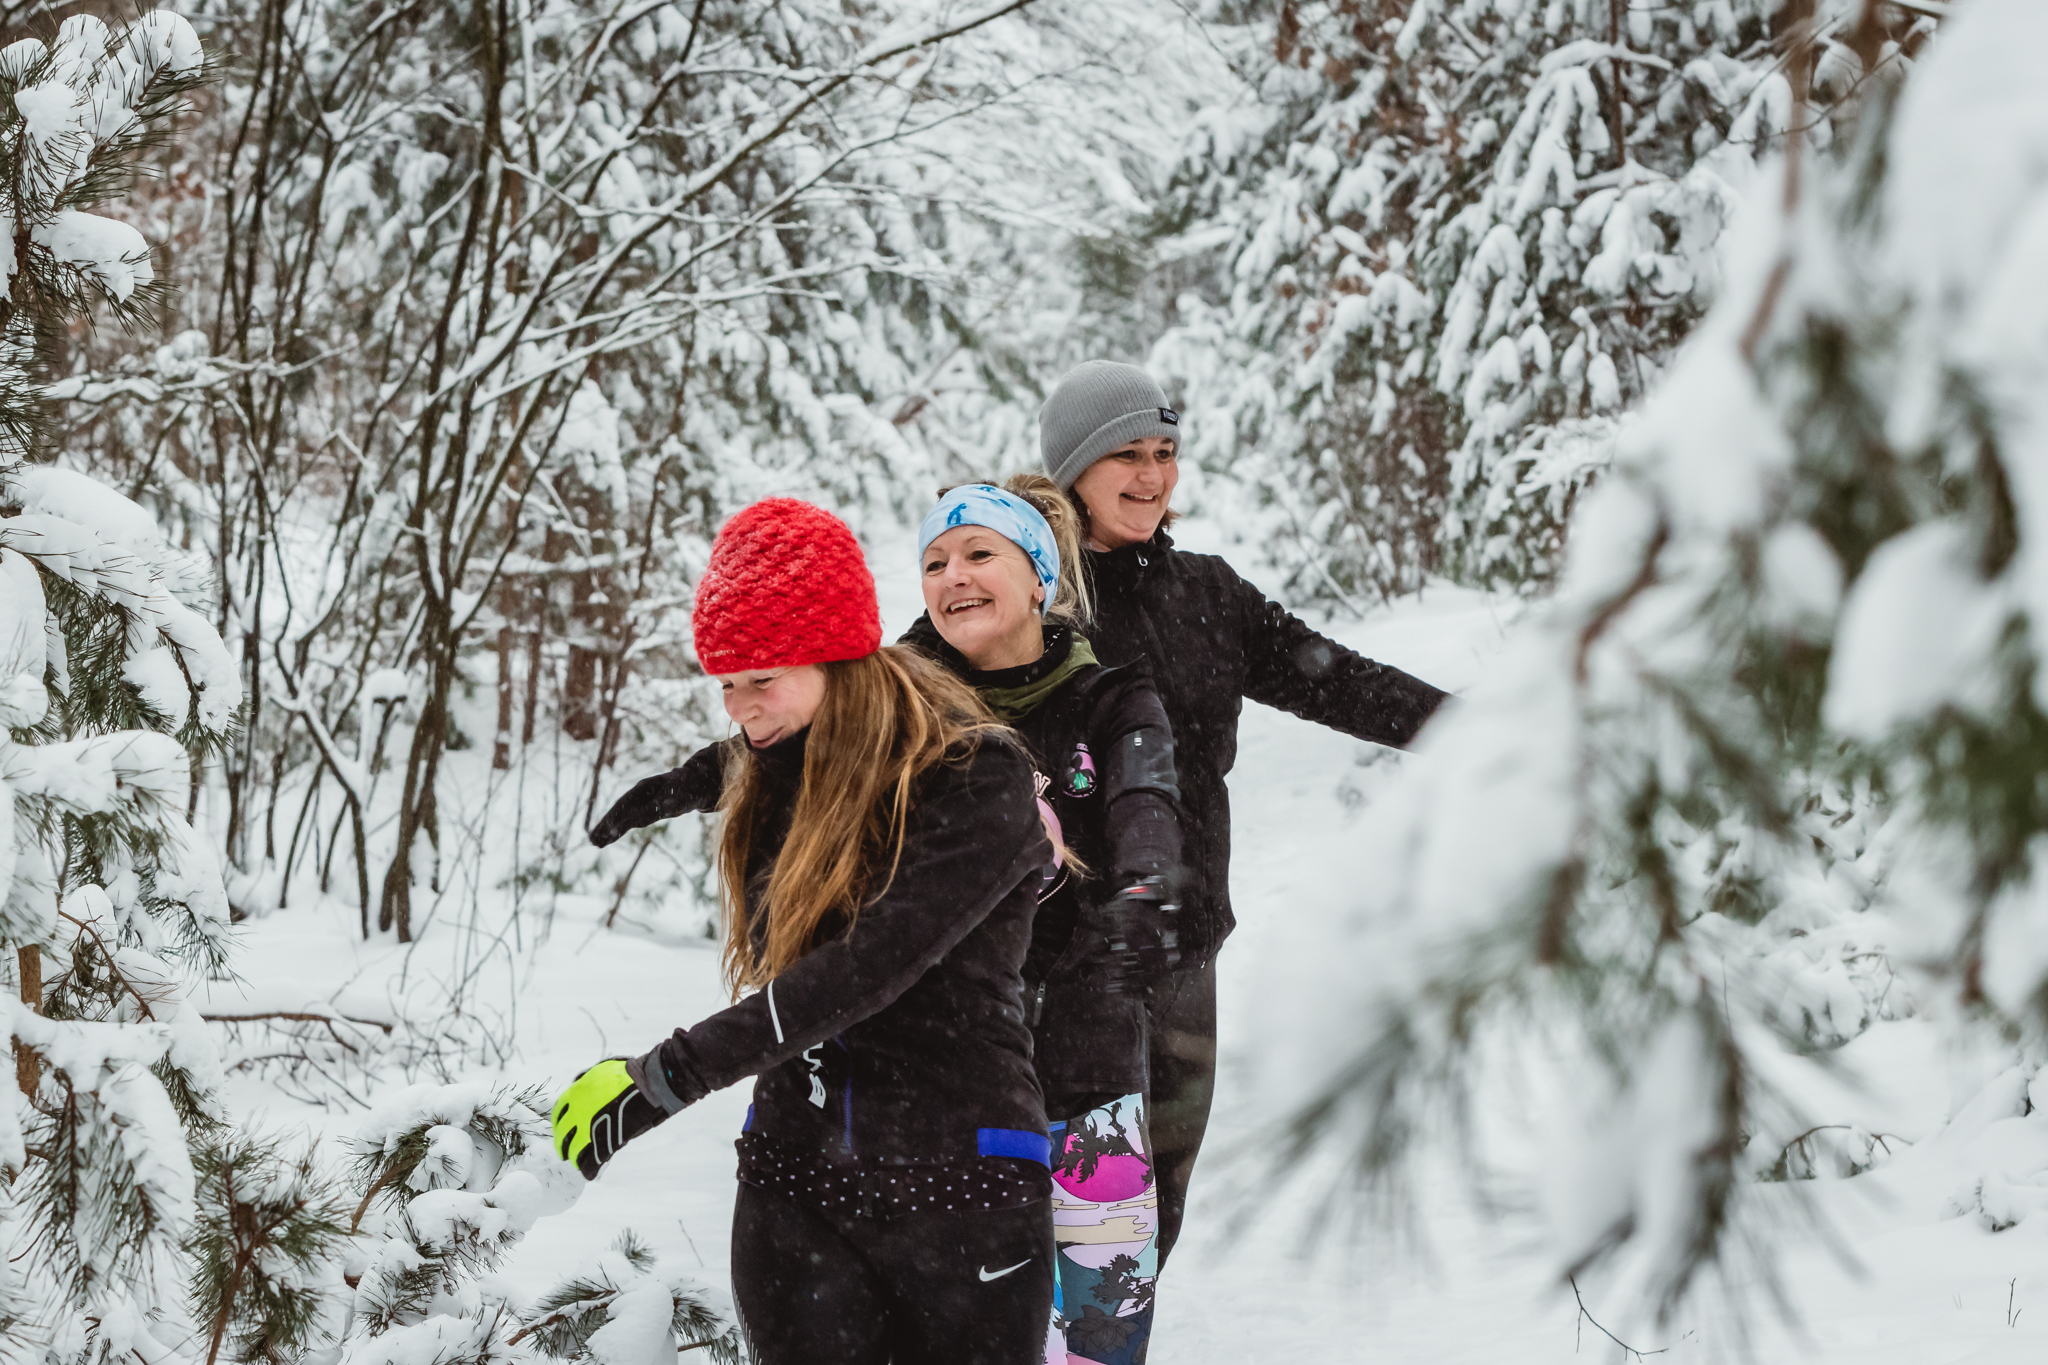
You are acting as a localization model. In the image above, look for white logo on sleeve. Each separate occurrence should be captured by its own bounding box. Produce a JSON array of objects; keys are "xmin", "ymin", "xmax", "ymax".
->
[
  {"xmin": 804, "ymin": 1043, "xmax": 827, "ymax": 1109},
  {"xmin": 978, "ymin": 1259, "xmax": 1030, "ymax": 1282}
]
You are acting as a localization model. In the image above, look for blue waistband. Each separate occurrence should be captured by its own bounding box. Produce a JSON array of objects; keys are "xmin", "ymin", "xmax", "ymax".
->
[
  {"xmin": 977, "ymin": 1127, "xmax": 1052, "ymax": 1168},
  {"xmin": 734, "ymin": 1113, "xmax": 1049, "ymax": 1168}
]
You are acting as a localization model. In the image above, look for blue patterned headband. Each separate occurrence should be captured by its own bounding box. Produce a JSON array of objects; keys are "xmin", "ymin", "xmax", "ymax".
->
[{"xmin": 917, "ymin": 485, "xmax": 1060, "ymax": 617}]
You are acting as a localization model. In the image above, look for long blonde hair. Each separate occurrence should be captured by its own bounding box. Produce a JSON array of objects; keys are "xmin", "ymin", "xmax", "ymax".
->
[
  {"xmin": 938, "ymin": 473, "xmax": 1095, "ymax": 627},
  {"xmin": 717, "ymin": 646, "xmax": 1005, "ymax": 995}
]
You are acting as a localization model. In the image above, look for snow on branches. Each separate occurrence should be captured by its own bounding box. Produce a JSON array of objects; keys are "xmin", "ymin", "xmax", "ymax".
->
[
  {"xmin": 1255, "ymin": 0, "xmax": 2048, "ymax": 1334},
  {"xmin": 513, "ymin": 1231, "xmax": 744, "ymax": 1365},
  {"xmin": 0, "ymin": 8, "xmax": 259, "ymax": 1359},
  {"xmin": 1153, "ymin": 0, "xmax": 1933, "ymax": 604},
  {"xmin": 341, "ymin": 1082, "xmax": 586, "ymax": 1361}
]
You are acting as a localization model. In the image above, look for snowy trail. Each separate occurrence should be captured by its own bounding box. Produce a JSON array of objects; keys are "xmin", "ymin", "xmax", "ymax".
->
[{"xmin": 219, "ymin": 575, "xmax": 2048, "ymax": 1361}]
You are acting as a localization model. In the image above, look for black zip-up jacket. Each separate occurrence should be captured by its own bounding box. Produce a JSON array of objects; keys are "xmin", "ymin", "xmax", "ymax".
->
[
  {"xmin": 941, "ymin": 528, "xmax": 1449, "ymax": 957},
  {"xmin": 646, "ymin": 730, "xmax": 1054, "ymax": 1168},
  {"xmin": 909, "ymin": 624, "xmax": 1182, "ymax": 1119},
  {"xmin": 620, "ymin": 633, "xmax": 1182, "ymax": 1121}
]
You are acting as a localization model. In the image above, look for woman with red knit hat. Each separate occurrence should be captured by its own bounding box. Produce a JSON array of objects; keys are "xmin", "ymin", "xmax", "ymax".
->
[{"xmin": 554, "ymin": 498, "xmax": 1059, "ymax": 1365}]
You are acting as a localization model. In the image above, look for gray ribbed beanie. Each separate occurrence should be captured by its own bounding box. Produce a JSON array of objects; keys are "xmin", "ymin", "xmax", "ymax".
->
[{"xmin": 1039, "ymin": 360, "xmax": 1181, "ymax": 491}]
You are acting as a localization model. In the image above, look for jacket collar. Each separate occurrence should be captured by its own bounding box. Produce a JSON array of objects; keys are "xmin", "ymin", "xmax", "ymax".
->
[
  {"xmin": 970, "ymin": 628, "xmax": 1102, "ymax": 721},
  {"xmin": 750, "ymin": 726, "xmax": 809, "ymax": 791},
  {"xmin": 1086, "ymin": 526, "xmax": 1173, "ymax": 585},
  {"xmin": 961, "ymin": 624, "xmax": 1073, "ymax": 691}
]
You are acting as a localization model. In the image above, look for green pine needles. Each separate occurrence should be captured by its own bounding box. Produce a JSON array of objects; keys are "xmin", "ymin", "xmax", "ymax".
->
[
  {"xmin": 515, "ymin": 1230, "xmax": 745, "ymax": 1365},
  {"xmin": 0, "ymin": 9, "xmax": 363, "ymax": 1360},
  {"xmin": 188, "ymin": 1136, "xmax": 351, "ymax": 1364}
]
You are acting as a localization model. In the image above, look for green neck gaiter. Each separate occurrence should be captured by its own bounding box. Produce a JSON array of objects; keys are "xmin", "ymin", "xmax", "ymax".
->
[{"xmin": 972, "ymin": 630, "xmax": 1098, "ymax": 721}]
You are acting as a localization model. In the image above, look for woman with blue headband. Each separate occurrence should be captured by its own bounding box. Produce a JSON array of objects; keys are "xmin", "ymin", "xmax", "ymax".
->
[{"xmin": 917, "ymin": 475, "xmax": 1183, "ymax": 1365}]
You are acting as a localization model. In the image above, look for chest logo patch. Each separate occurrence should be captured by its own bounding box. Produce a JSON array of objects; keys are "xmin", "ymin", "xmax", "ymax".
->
[{"xmin": 1063, "ymin": 742, "xmax": 1097, "ymax": 798}]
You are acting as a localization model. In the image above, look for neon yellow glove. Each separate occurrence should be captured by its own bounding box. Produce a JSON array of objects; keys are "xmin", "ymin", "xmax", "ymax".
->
[{"xmin": 552, "ymin": 1058, "xmax": 666, "ymax": 1180}]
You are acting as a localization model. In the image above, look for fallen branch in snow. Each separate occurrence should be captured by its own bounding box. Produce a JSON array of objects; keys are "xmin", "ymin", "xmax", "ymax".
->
[
  {"xmin": 201, "ymin": 1010, "xmax": 395, "ymax": 1035},
  {"xmin": 1570, "ymin": 1277, "xmax": 1666, "ymax": 1360}
]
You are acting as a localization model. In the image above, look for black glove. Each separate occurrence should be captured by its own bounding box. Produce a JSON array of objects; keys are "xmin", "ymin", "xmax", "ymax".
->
[
  {"xmin": 1082, "ymin": 875, "xmax": 1180, "ymax": 996},
  {"xmin": 589, "ymin": 745, "xmax": 726, "ymax": 847}
]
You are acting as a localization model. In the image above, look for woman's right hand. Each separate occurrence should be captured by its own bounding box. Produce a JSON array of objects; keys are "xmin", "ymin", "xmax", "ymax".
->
[{"xmin": 588, "ymin": 745, "xmax": 727, "ymax": 846}]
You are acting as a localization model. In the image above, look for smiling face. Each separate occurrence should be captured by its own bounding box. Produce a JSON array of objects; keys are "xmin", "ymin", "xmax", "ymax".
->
[
  {"xmin": 921, "ymin": 525, "xmax": 1046, "ymax": 671},
  {"xmin": 1070, "ymin": 435, "xmax": 1179, "ymax": 550},
  {"xmin": 717, "ymin": 663, "xmax": 827, "ymax": 748}
]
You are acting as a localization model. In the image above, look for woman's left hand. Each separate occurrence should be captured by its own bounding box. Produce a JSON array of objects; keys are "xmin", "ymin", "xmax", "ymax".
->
[
  {"xmin": 1084, "ymin": 875, "xmax": 1180, "ymax": 995},
  {"xmin": 551, "ymin": 1058, "xmax": 669, "ymax": 1179}
]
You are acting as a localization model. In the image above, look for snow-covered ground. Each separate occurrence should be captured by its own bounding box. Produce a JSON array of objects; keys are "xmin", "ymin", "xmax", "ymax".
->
[{"xmin": 211, "ymin": 528, "xmax": 2048, "ymax": 1362}]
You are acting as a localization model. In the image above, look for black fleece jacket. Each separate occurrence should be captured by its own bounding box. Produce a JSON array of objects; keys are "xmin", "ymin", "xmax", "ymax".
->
[
  {"xmin": 644, "ymin": 731, "xmax": 1053, "ymax": 1167},
  {"xmin": 616, "ymin": 633, "xmax": 1183, "ymax": 1120},
  {"xmin": 906, "ymin": 529, "xmax": 1448, "ymax": 956}
]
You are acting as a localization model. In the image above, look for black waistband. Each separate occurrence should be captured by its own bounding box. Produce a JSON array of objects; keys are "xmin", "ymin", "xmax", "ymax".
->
[{"xmin": 735, "ymin": 1132, "xmax": 1048, "ymax": 1221}]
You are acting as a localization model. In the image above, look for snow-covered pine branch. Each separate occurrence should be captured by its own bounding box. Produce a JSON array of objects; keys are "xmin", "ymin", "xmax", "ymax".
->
[
  {"xmin": 341, "ymin": 1081, "xmax": 581, "ymax": 1359},
  {"xmin": 513, "ymin": 1230, "xmax": 744, "ymax": 1365},
  {"xmin": 1258, "ymin": 0, "xmax": 2048, "ymax": 1334}
]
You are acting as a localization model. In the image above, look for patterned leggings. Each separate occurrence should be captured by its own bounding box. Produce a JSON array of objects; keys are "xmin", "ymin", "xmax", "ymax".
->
[{"xmin": 1044, "ymin": 1095, "xmax": 1159, "ymax": 1365}]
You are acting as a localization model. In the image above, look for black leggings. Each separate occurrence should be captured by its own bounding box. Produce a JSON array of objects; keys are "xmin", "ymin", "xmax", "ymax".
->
[
  {"xmin": 730, "ymin": 1183, "xmax": 1055, "ymax": 1365},
  {"xmin": 1146, "ymin": 953, "xmax": 1218, "ymax": 1268}
]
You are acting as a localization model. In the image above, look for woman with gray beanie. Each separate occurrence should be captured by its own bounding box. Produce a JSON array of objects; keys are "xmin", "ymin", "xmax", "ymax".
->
[{"xmin": 1024, "ymin": 359, "xmax": 1449, "ymax": 1288}]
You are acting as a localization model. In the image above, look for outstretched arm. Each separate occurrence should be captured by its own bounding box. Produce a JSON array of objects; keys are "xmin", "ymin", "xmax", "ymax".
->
[
  {"xmin": 587, "ymin": 739, "xmax": 735, "ymax": 846},
  {"xmin": 1233, "ymin": 571, "xmax": 1449, "ymax": 747}
]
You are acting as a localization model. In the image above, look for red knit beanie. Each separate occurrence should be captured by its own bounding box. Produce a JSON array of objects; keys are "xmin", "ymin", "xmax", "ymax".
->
[{"xmin": 692, "ymin": 498, "xmax": 881, "ymax": 674}]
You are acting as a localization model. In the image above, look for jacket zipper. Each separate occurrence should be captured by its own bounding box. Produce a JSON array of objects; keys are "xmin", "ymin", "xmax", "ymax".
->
[{"xmin": 1125, "ymin": 548, "xmax": 1174, "ymax": 686}]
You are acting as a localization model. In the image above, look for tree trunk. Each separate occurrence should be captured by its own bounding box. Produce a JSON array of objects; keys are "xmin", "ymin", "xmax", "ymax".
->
[
  {"xmin": 563, "ymin": 635, "xmax": 599, "ymax": 741},
  {"xmin": 15, "ymin": 944, "xmax": 41, "ymax": 1096},
  {"xmin": 494, "ymin": 622, "xmax": 515, "ymax": 770},
  {"xmin": 522, "ymin": 622, "xmax": 543, "ymax": 745},
  {"xmin": 379, "ymin": 605, "xmax": 455, "ymax": 942},
  {"xmin": 1608, "ymin": 0, "xmax": 1627, "ymax": 166}
]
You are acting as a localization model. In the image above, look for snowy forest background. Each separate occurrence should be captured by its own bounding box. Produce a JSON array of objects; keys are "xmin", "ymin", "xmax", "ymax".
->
[{"xmin": 8, "ymin": 0, "xmax": 2048, "ymax": 1359}]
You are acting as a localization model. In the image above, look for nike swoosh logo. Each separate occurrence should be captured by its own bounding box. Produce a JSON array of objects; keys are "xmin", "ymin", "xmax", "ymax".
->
[{"xmin": 979, "ymin": 1259, "xmax": 1030, "ymax": 1282}]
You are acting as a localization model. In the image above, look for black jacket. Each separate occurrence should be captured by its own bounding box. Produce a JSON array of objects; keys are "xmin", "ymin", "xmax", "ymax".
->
[
  {"xmin": 909, "ymin": 624, "xmax": 1182, "ymax": 1119},
  {"xmin": 1027, "ymin": 528, "xmax": 1447, "ymax": 956},
  {"xmin": 647, "ymin": 732, "xmax": 1054, "ymax": 1168}
]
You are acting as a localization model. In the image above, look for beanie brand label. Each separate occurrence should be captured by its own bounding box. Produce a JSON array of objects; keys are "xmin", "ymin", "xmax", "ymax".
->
[{"xmin": 1159, "ymin": 407, "xmax": 1178, "ymax": 425}]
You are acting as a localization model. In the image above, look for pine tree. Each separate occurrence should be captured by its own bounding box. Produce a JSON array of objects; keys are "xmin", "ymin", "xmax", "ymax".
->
[
  {"xmin": 1150, "ymin": 0, "xmax": 1933, "ymax": 603},
  {"xmin": 1258, "ymin": 0, "xmax": 2048, "ymax": 1332},
  {"xmin": 0, "ymin": 10, "xmax": 278, "ymax": 1357},
  {"xmin": 188, "ymin": 1135, "xmax": 352, "ymax": 1363}
]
